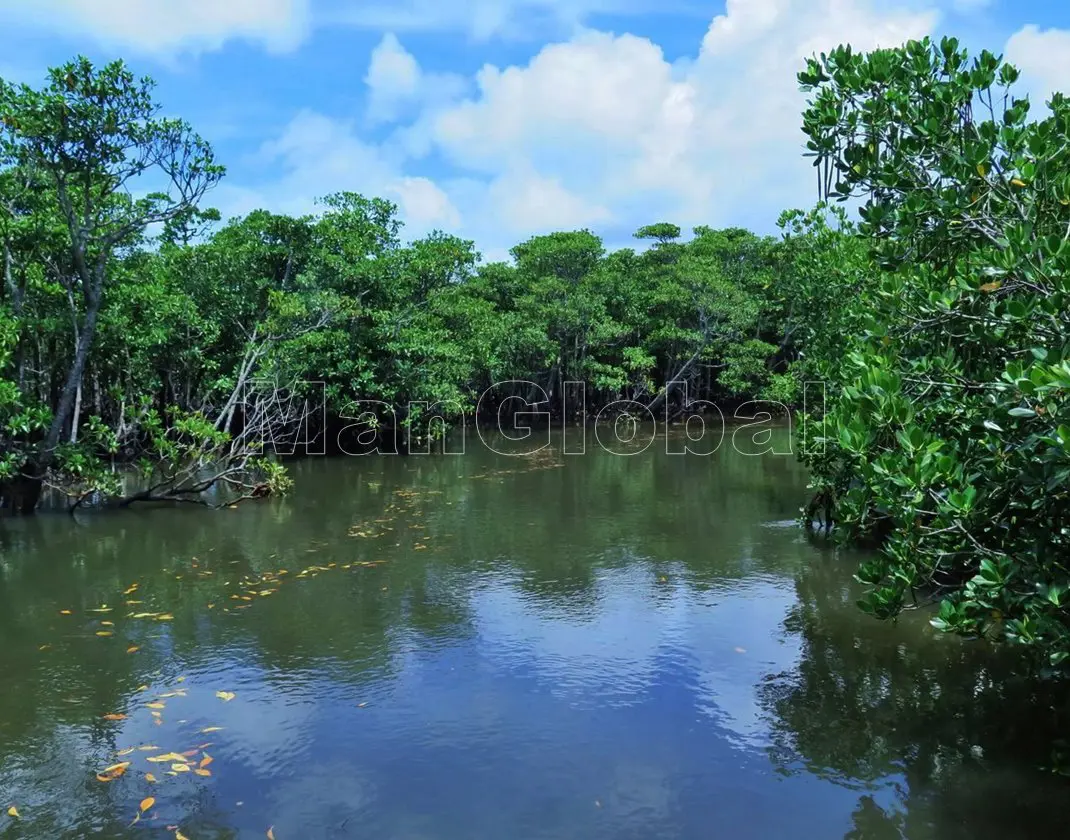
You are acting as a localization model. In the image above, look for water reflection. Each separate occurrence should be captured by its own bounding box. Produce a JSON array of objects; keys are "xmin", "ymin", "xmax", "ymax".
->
[{"xmin": 0, "ymin": 429, "xmax": 1067, "ymax": 838}]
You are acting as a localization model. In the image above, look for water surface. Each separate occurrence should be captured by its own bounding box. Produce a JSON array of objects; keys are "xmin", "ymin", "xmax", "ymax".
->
[{"xmin": 1, "ymin": 427, "xmax": 1067, "ymax": 838}]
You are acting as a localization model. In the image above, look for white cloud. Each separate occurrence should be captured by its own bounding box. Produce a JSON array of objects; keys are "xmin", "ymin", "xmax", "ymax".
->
[
  {"xmin": 213, "ymin": 110, "xmax": 462, "ymax": 234},
  {"xmin": 363, "ymin": 34, "xmax": 468, "ymax": 126},
  {"xmin": 0, "ymin": 0, "xmax": 310, "ymax": 56},
  {"xmin": 228, "ymin": 0, "xmax": 938, "ymax": 255},
  {"xmin": 365, "ymin": 33, "xmax": 422, "ymax": 121},
  {"xmin": 1005, "ymin": 25, "xmax": 1070, "ymax": 107}
]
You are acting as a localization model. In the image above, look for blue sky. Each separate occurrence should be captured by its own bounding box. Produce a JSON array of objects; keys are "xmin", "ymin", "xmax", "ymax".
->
[{"xmin": 2, "ymin": 0, "xmax": 1069, "ymax": 260}]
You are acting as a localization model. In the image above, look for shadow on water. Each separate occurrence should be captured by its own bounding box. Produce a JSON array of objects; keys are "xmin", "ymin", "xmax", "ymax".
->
[{"xmin": 0, "ymin": 425, "xmax": 1067, "ymax": 838}]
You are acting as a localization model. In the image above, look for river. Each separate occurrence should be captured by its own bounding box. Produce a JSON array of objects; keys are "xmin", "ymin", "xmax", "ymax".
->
[{"xmin": 0, "ymin": 426, "xmax": 1067, "ymax": 838}]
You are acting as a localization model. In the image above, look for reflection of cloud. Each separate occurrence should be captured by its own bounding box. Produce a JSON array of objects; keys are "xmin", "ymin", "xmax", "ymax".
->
[{"xmin": 472, "ymin": 563, "xmax": 801, "ymax": 746}]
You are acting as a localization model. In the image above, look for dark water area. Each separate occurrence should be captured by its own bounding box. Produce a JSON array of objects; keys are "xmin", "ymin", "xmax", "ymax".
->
[{"xmin": 1, "ymin": 426, "xmax": 1067, "ymax": 838}]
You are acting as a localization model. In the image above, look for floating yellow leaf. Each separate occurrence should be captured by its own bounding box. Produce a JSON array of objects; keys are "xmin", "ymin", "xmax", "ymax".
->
[
  {"xmin": 101, "ymin": 620, "xmax": 114, "ymax": 626},
  {"xmin": 39, "ymin": 644, "xmax": 51, "ymax": 651},
  {"xmin": 147, "ymin": 752, "xmax": 188, "ymax": 763},
  {"xmin": 103, "ymin": 762, "xmax": 131, "ymax": 773},
  {"xmin": 139, "ymin": 797, "xmax": 155, "ymax": 813},
  {"xmin": 96, "ymin": 631, "xmax": 114, "ymax": 637},
  {"xmin": 138, "ymin": 745, "xmax": 160, "ymax": 751},
  {"xmin": 127, "ymin": 646, "xmax": 139, "ymax": 654},
  {"xmin": 59, "ymin": 609, "xmax": 73, "ymax": 615},
  {"xmin": 199, "ymin": 754, "xmax": 213, "ymax": 768},
  {"xmin": 156, "ymin": 614, "xmax": 174, "ymax": 621},
  {"xmin": 145, "ymin": 773, "xmax": 158, "ymax": 783},
  {"xmin": 151, "ymin": 711, "xmax": 162, "ymax": 718},
  {"xmin": 136, "ymin": 685, "xmax": 149, "ymax": 692},
  {"xmin": 171, "ymin": 764, "xmax": 191, "ymax": 773},
  {"xmin": 146, "ymin": 702, "xmax": 165, "ymax": 709},
  {"xmin": 181, "ymin": 749, "xmax": 199, "ymax": 758},
  {"xmin": 124, "ymin": 584, "xmax": 139, "ymax": 595},
  {"xmin": 176, "ymin": 676, "xmax": 186, "ymax": 683},
  {"xmin": 976, "ymin": 163, "xmax": 987, "ymax": 177},
  {"xmin": 200, "ymin": 727, "xmax": 224, "ymax": 733},
  {"xmin": 193, "ymin": 768, "xmax": 212, "ymax": 777},
  {"xmin": 7, "ymin": 806, "xmax": 19, "ymax": 818},
  {"xmin": 102, "ymin": 713, "xmax": 128, "ymax": 721},
  {"xmin": 215, "ymin": 691, "xmax": 235, "ymax": 702},
  {"xmin": 116, "ymin": 747, "xmax": 136, "ymax": 757},
  {"xmin": 130, "ymin": 613, "xmax": 159, "ymax": 619},
  {"xmin": 176, "ymin": 831, "xmax": 190, "ymax": 840}
]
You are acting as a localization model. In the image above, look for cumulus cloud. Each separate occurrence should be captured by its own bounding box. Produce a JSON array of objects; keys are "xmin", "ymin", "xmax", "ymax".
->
[
  {"xmin": 228, "ymin": 0, "xmax": 939, "ymax": 255},
  {"xmin": 0, "ymin": 0, "xmax": 310, "ymax": 56},
  {"xmin": 213, "ymin": 110, "xmax": 461, "ymax": 235},
  {"xmin": 1005, "ymin": 25, "xmax": 1070, "ymax": 107}
]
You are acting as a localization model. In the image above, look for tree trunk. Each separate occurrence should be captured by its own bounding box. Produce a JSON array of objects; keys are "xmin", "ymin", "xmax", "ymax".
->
[
  {"xmin": 18, "ymin": 300, "xmax": 102, "ymax": 513},
  {"xmin": 70, "ymin": 378, "xmax": 82, "ymax": 443}
]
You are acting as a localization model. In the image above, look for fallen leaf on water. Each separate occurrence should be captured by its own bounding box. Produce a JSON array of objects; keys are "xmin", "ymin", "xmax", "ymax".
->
[
  {"xmin": 136, "ymin": 685, "xmax": 149, "ymax": 692},
  {"xmin": 116, "ymin": 747, "xmax": 136, "ymax": 757},
  {"xmin": 88, "ymin": 606, "xmax": 112, "ymax": 613},
  {"xmin": 176, "ymin": 676, "xmax": 186, "ymax": 683},
  {"xmin": 176, "ymin": 831, "xmax": 190, "ymax": 840},
  {"xmin": 199, "ymin": 754, "xmax": 213, "ymax": 768},
  {"xmin": 215, "ymin": 691, "xmax": 235, "ymax": 702},
  {"xmin": 124, "ymin": 584, "xmax": 139, "ymax": 595},
  {"xmin": 138, "ymin": 745, "xmax": 160, "ymax": 751},
  {"xmin": 156, "ymin": 614, "xmax": 174, "ymax": 621},
  {"xmin": 130, "ymin": 613, "xmax": 159, "ymax": 619},
  {"xmin": 102, "ymin": 713, "xmax": 128, "ymax": 721},
  {"xmin": 147, "ymin": 752, "xmax": 188, "ymax": 763},
  {"xmin": 139, "ymin": 797, "xmax": 155, "ymax": 813},
  {"xmin": 194, "ymin": 768, "xmax": 212, "ymax": 777},
  {"xmin": 96, "ymin": 761, "xmax": 131, "ymax": 782},
  {"xmin": 127, "ymin": 646, "xmax": 140, "ymax": 654},
  {"xmin": 171, "ymin": 763, "xmax": 191, "ymax": 773},
  {"xmin": 267, "ymin": 827, "xmax": 275, "ymax": 839},
  {"xmin": 96, "ymin": 631, "xmax": 114, "ymax": 637},
  {"xmin": 101, "ymin": 620, "xmax": 114, "ymax": 626},
  {"xmin": 159, "ymin": 691, "xmax": 186, "ymax": 698},
  {"xmin": 145, "ymin": 773, "xmax": 158, "ymax": 783},
  {"xmin": 39, "ymin": 644, "xmax": 51, "ymax": 651},
  {"xmin": 59, "ymin": 609, "xmax": 72, "ymax": 615},
  {"xmin": 7, "ymin": 806, "xmax": 19, "ymax": 818},
  {"xmin": 734, "ymin": 647, "xmax": 747, "ymax": 654},
  {"xmin": 146, "ymin": 702, "xmax": 166, "ymax": 709},
  {"xmin": 200, "ymin": 726, "xmax": 224, "ymax": 733},
  {"xmin": 181, "ymin": 750, "xmax": 199, "ymax": 758},
  {"xmin": 357, "ymin": 702, "xmax": 367, "ymax": 708}
]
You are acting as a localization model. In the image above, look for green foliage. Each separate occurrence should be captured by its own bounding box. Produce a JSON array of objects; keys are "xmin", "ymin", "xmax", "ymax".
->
[{"xmin": 797, "ymin": 36, "xmax": 1070, "ymax": 669}]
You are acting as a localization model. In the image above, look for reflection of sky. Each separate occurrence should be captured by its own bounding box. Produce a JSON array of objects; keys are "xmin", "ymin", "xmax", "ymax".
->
[{"xmin": 472, "ymin": 563, "xmax": 802, "ymax": 748}]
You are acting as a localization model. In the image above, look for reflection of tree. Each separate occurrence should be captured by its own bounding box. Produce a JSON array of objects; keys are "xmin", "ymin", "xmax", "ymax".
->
[{"xmin": 762, "ymin": 548, "xmax": 1070, "ymax": 839}]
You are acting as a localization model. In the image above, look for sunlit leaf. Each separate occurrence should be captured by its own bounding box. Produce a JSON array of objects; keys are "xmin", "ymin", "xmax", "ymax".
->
[
  {"xmin": 145, "ymin": 773, "xmax": 158, "ymax": 783},
  {"xmin": 127, "ymin": 646, "xmax": 140, "ymax": 654},
  {"xmin": 96, "ymin": 631, "xmax": 114, "ymax": 637},
  {"xmin": 200, "ymin": 726, "xmax": 224, "ymax": 733},
  {"xmin": 147, "ymin": 753, "xmax": 187, "ymax": 763},
  {"xmin": 193, "ymin": 768, "xmax": 212, "ymax": 777},
  {"xmin": 130, "ymin": 613, "xmax": 159, "ymax": 619},
  {"xmin": 59, "ymin": 610, "xmax": 72, "ymax": 615},
  {"xmin": 199, "ymin": 754, "xmax": 213, "ymax": 768},
  {"xmin": 7, "ymin": 806, "xmax": 19, "ymax": 818},
  {"xmin": 124, "ymin": 584, "xmax": 140, "ymax": 595},
  {"xmin": 156, "ymin": 614, "xmax": 174, "ymax": 621},
  {"xmin": 175, "ymin": 831, "xmax": 190, "ymax": 840},
  {"xmin": 116, "ymin": 747, "xmax": 136, "ymax": 757},
  {"xmin": 139, "ymin": 797, "xmax": 155, "ymax": 813},
  {"xmin": 215, "ymin": 691, "xmax": 236, "ymax": 702},
  {"xmin": 171, "ymin": 763, "xmax": 191, "ymax": 773},
  {"xmin": 146, "ymin": 702, "xmax": 165, "ymax": 709},
  {"xmin": 102, "ymin": 713, "xmax": 128, "ymax": 721},
  {"xmin": 101, "ymin": 620, "xmax": 114, "ymax": 626}
]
